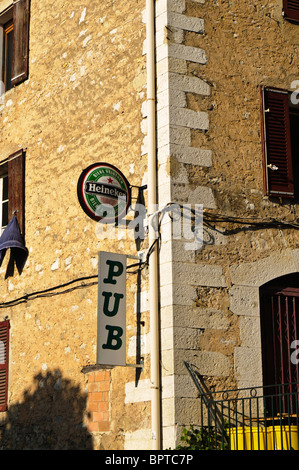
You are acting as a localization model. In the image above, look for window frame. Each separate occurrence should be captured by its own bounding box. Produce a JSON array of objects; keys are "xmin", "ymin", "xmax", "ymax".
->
[
  {"xmin": 11, "ymin": 0, "xmax": 31, "ymax": 87},
  {"xmin": 0, "ymin": 150, "xmax": 26, "ymax": 237},
  {"xmin": 260, "ymin": 85, "xmax": 299, "ymax": 199},
  {"xmin": 0, "ymin": 172, "xmax": 9, "ymax": 234},
  {"xmin": 0, "ymin": 4, "xmax": 13, "ymax": 92},
  {"xmin": 0, "ymin": 0, "xmax": 30, "ymax": 93},
  {"xmin": 260, "ymin": 274, "xmax": 299, "ymax": 416},
  {"xmin": 3, "ymin": 19, "xmax": 13, "ymax": 92},
  {"xmin": 283, "ymin": 0, "xmax": 299, "ymax": 22},
  {"xmin": 8, "ymin": 149, "xmax": 26, "ymax": 236},
  {"xmin": 0, "ymin": 320, "xmax": 10, "ymax": 413}
]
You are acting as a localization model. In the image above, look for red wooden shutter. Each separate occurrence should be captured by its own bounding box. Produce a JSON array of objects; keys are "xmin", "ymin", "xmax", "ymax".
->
[
  {"xmin": 11, "ymin": 0, "xmax": 30, "ymax": 86},
  {"xmin": 0, "ymin": 320, "xmax": 9, "ymax": 412},
  {"xmin": 261, "ymin": 87, "xmax": 294, "ymax": 197},
  {"xmin": 283, "ymin": 0, "xmax": 299, "ymax": 21},
  {"xmin": 8, "ymin": 149, "xmax": 25, "ymax": 235}
]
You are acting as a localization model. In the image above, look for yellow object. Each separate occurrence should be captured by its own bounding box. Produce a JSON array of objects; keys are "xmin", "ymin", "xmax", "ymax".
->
[{"xmin": 230, "ymin": 426, "xmax": 299, "ymax": 450}]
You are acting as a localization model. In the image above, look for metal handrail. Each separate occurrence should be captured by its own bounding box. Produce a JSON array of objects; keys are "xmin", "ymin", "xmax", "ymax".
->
[{"xmin": 184, "ymin": 362, "xmax": 299, "ymax": 450}]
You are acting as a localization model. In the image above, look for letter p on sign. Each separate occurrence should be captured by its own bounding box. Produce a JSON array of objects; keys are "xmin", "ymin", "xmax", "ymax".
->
[{"xmin": 97, "ymin": 252, "xmax": 127, "ymax": 366}]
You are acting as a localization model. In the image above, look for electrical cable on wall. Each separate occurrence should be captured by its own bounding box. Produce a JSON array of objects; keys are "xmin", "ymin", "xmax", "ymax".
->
[
  {"xmin": 0, "ymin": 234, "xmax": 159, "ymax": 309},
  {"xmin": 0, "ymin": 200, "xmax": 298, "ymax": 309}
]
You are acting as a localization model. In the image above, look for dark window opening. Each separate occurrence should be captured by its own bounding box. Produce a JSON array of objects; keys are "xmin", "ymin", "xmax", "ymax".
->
[
  {"xmin": 0, "ymin": 151, "xmax": 26, "ymax": 236},
  {"xmin": 260, "ymin": 273, "xmax": 299, "ymax": 416},
  {"xmin": 0, "ymin": 320, "xmax": 9, "ymax": 412},
  {"xmin": 3, "ymin": 20, "xmax": 13, "ymax": 91},
  {"xmin": 8, "ymin": 150, "xmax": 25, "ymax": 236},
  {"xmin": 290, "ymin": 107, "xmax": 299, "ymax": 199},
  {"xmin": 283, "ymin": 0, "xmax": 299, "ymax": 22},
  {"xmin": 1, "ymin": 174, "xmax": 9, "ymax": 231}
]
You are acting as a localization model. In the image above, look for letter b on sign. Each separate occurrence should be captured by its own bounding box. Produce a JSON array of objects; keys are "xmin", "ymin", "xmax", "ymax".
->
[
  {"xmin": 97, "ymin": 252, "xmax": 127, "ymax": 366},
  {"xmin": 102, "ymin": 325, "xmax": 124, "ymax": 350}
]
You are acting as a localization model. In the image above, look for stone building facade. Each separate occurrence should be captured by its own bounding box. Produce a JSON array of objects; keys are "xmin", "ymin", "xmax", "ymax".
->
[{"xmin": 0, "ymin": 0, "xmax": 298, "ymax": 451}]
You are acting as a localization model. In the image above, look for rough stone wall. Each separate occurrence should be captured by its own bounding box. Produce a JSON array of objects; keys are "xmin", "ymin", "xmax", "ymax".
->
[
  {"xmin": 0, "ymin": 0, "xmax": 150, "ymax": 450},
  {"xmin": 0, "ymin": 0, "xmax": 298, "ymax": 451},
  {"xmin": 189, "ymin": 0, "xmax": 298, "ymax": 385},
  {"xmin": 158, "ymin": 0, "xmax": 299, "ymax": 443}
]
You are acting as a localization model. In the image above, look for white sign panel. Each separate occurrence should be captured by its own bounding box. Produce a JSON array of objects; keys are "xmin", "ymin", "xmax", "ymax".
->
[{"xmin": 97, "ymin": 251, "xmax": 127, "ymax": 366}]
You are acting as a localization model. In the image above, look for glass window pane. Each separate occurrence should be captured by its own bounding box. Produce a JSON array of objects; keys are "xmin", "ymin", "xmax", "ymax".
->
[
  {"xmin": 5, "ymin": 27, "xmax": 13, "ymax": 91},
  {"xmin": 2, "ymin": 175, "xmax": 8, "ymax": 201},
  {"xmin": 2, "ymin": 200, "xmax": 8, "ymax": 228}
]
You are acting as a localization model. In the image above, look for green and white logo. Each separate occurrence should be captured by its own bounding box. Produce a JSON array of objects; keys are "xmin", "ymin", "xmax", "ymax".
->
[{"xmin": 77, "ymin": 163, "xmax": 131, "ymax": 223}]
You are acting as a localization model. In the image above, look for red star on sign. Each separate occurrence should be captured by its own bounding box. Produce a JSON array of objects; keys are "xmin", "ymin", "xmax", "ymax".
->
[{"xmin": 107, "ymin": 177, "xmax": 113, "ymax": 184}]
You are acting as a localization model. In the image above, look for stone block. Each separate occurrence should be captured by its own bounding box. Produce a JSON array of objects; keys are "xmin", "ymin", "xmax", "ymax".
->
[
  {"xmin": 168, "ymin": 43, "xmax": 207, "ymax": 64},
  {"xmin": 161, "ymin": 397, "xmax": 176, "ymax": 427},
  {"xmin": 161, "ymin": 326, "xmax": 175, "ymax": 350},
  {"xmin": 230, "ymin": 250, "xmax": 299, "ymax": 287},
  {"xmin": 156, "ymin": 0, "xmax": 186, "ymax": 16},
  {"xmin": 159, "ymin": 239, "xmax": 196, "ymax": 265},
  {"xmin": 161, "ymin": 348, "xmax": 175, "ymax": 376},
  {"xmin": 234, "ymin": 347, "xmax": 263, "ymax": 386},
  {"xmin": 161, "ymin": 374, "xmax": 175, "ymax": 398},
  {"xmin": 125, "ymin": 379, "xmax": 151, "ymax": 404},
  {"xmin": 173, "ymin": 326, "xmax": 204, "ymax": 350},
  {"xmin": 180, "ymin": 307, "xmax": 230, "ymax": 330},
  {"xmin": 124, "ymin": 429, "xmax": 152, "ymax": 450},
  {"xmin": 169, "ymin": 72, "xmax": 210, "ymax": 95},
  {"xmin": 175, "ymin": 397, "xmax": 203, "ymax": 425},
  {"xmin": 171, "ymin": 144, "xmax": 212, "ymax": 166},
  {"xmin": 160, "ymin": 283, "xmax": 197, "ymax": 307},
  {"xmin": 157, "ymin": 88, "xmax": 187, "ymax": 111},
  {"xmin": 229, "ymin": 285, "xmax": 260, "ymax": 317},
  {"xmin": 174, "ymin": 373, "xmax": 199, "ymax": 398},
  {"xmin": 160, "ymin": 305, "xmax": 175, "ymax": 329},
  {"xmin": 157, "ymin": 125, "xmax": 192, "ymax": 149},
  {"xmin": 171, "ymin": 184, "xmax": 216, "ymax": 209},
  {"xmin": 239, "ymin": 316, "xmax": 262, "ymax": 349},
  {"xmin": 168, "ymin": 12, "xmax": 204, "ymax": 33},
  {"xmin": 128, "ymin": 332, "xmax": 151, "ymax": 357},
  {"xmin": 174, "ymin": 349, "xmax": 231, "ymax": 376},
  {"xmin": 160, "ymin": 261, "xmax": 224, "ymax": 287},
  {"xmin": 162, "ymin": 425, "xmax": 180, "ymax": 450},
  {"xmin": 169, "ymin": 106, "xmax": 209, "ymax": 130}
]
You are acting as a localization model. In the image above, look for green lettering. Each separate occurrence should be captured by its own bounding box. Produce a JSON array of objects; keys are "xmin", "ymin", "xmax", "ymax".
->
[
  {"xmin": 102, "ymin": 291, "xmax": 124, "ymax": 316},
  {"xmin": 103, "ymin": 260, "xmax": 124, "ymax": 285},
  {"xmin": 102, "ymin": 325, "xmax": 123, "ymax": 350}
]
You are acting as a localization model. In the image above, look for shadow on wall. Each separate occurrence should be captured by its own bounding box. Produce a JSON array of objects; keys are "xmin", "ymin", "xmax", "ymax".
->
[{"xmin": 0, "ymin": 369, "xmax": 93, "ymax": 450}]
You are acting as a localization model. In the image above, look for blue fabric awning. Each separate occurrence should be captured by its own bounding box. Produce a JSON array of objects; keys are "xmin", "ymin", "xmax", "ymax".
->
[{"xmin": 0, "ymin": 216, "xmax": 28, "ymax": 277}]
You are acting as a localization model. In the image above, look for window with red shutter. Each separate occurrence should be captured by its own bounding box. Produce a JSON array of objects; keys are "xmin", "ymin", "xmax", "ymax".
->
[
  {"xmin": 290, "ymin": 99, "xmax": 299, "ymax": 200},
  {"xmin": 0, "ymin": 150, "xmax": 25, "ymax": 238},
  {"xmin": 0, "ymin": 0, "xmax": 30, "ymax": 92},
  {"xmin": 8, "ymin": 149, "xmax": 25, "ymax": 236},
  {"xmin": 3, "ymin": 20, "xmax": 14, "ymax": 92},
  {"xmin": 11, "ymin": 0, "xmax": 31, "ymax": 86},
  {"xmin": 283, "ymin": 0, "xmax": 299, "ymax": 22},
  {"xmin": 0, "ymin": 320, "xmax": 9, "ymax": 412},
  {"xmin": 261, "ymin": 86, "xmax": 299, "ymax": 199},
  {"xmin": 0, "ymin": 173, "xmax": 9, "ymax": 234}
]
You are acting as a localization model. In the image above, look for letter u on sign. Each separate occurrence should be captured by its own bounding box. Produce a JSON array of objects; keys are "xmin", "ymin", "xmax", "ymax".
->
[{"xmin": 97, "ymin": 252, "xmax": 127, "ymax": 366}]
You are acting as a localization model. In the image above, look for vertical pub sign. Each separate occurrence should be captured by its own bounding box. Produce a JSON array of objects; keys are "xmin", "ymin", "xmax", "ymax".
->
[{"xmin": 97, "ymin": 251, "xmax": 127, "ymax": 366}]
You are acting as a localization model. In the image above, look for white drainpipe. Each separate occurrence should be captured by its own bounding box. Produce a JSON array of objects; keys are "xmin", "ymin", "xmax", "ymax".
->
[{"xmin": 146, "ymin": 0, "xmax": 161, "ymax": 451}]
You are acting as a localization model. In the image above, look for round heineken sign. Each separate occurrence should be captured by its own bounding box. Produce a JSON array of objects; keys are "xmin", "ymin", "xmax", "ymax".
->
[{"xmin": 77, "ymin": 163, "xmax": 131, "ymax": 223}]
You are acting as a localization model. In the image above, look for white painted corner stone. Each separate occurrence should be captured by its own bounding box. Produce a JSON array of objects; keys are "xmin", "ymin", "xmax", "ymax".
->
[{"xmin": 156, "ymin": 43, "xmax": 207, "ymax": 64}]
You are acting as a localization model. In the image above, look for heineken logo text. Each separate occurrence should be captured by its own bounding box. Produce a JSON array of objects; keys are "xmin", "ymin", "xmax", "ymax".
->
[{"xmin": 85, "ymin": 181, "xmax": 126, "ymax": 200}]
